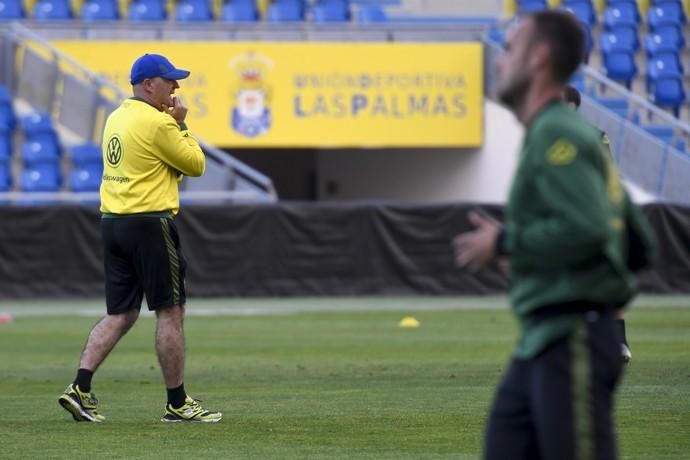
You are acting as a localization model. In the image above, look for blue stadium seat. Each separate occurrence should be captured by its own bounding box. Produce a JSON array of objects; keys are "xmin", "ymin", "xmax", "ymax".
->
[
  {"xmin": 318, "ymin": 0, "xmax": 350, "ymax": 10},
  {"xmin": 21, "ymin": 112, "xmax": 54, "ymax": 135},
  {"xmin": 0, "ymin": 128, "xmax": 11, "ymax": 162},
  {"xmin": 69, "ymin": 164, "xmax": 102, "ymax": 192},
  {"xmin": 273, "ymin": 0, "xmax": 306, "ymax": 15},
  {"xmin": 650, "ymin": 75, "xmax": 686, "ymax": 116},
  {"xmin": 565, "ymin": 1, "xmax": 596, "ymax": 26},
  {"xmin": 599, "ymin": 28, "xmax": 639, "ymax": 53},
  {"xmin": 518, "ymin": 0, "xmax": 548, "ymax": 13},
  {"xmin": 81, "ymin": 0, "xmax": 119, "ymax": 20},
  {"xmin": 312, "ymin": 2, "xmax": 349, "ymax": 22},
  {"xmin": 602, "ymin": 50, "xmax": 637, "ymax": 88},
  {"xmin": 647, "ymin": 3, "xmax": 686, "ymax": 31},
  {"xmin": 646, "ymin": 52, "xmax": 683, "ymax": 90},
  {"xmin": 0, "ymin": 84, "xmax": 10, "ymax": 103},
  {"xmin": 0, "ymin": 163, "xmax": 10, "ymax": 191},
  {"xmin": 128, "ymin": 0, "xmax": 166, "ymax": 21},
  {"xmin": 22, "ymin": 139, "xmax": 60, "ymax": 166},
  {"xmin": 487, "ymin": 25, "xmax": 504, "ymax": 45},
  {"xmin": 220, "ymin": 1, "xmax": 258, "ymax": 22},
  {"xmin": 70, "ymin": 143, "xmax": 102, "ymax": 167},
  {"xmin": 357, "ymin": 4, "xmax": 386, "ymax": 22},
  {"xmin": 643, "ymin": 124, "xmax": 675, "ymax": 144},
  {"xmin": 569, "ymin": 71, "xmax": 585, "ymax": 91},
  {"xmin": 21, "ymin": 112, "xmax": 61, "ymax": 158},
  {"xmin": 0, "ymin": 85, "xmax": 16, "ymax": 130},
  {"xmin": 33, "ymin": 0, "xmax": 72, "ymax": 20},
  {"xmin": 0, "ymin": 0, "xmax": 24, "ymax": 19},
  {"xmin": 644, "ymin": 28, "xmax": 685, "ymax": 57},
  {"xmin": 175, "ymin": 0, "xmax": 213, "ymax": 21},
  {"xmin": 603, "ymin": 4, "xmax": 639, "ymax": 30},
  {"xmin": 580, "ymin": 21, "xmax": 593, "ymax": 62},
  {"xmin": 20, "ymin": 164, "xmax": 61, "ymax": 192},
  {"xmin": 596, "ymin": 96, "xmax": 629, "ymax": 118},
  {"xmin": 267, "ymin": 2, "xmax": 303, "ymax": 22}
]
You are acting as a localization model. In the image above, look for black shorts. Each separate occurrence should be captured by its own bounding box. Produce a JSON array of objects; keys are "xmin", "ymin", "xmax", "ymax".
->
[
  {"xmin": 101, "ymin": 215, "xmax": 187, "ymax": 314},
  {"xmin": 484, "ymin": 310, "xmax": 623, "ymax": 460}
]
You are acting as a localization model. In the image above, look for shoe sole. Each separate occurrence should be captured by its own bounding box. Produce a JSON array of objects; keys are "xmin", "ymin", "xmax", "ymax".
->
[
  {"xmin": 58, "ymin": 395, "xmax": 99, "ymax": 422},
  {"xmin": 161, "ymin": 416, "xmax": 222, "ymax": 423}
]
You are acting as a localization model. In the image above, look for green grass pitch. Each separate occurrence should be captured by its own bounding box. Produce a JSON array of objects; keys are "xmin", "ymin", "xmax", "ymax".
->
[{"xmin": 0, "ymin": 296, "xmax": 688, "ymax": 459}]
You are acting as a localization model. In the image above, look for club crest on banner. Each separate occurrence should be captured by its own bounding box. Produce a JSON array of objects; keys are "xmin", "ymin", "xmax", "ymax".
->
[{"xmin": 229, "ymin": 52, "xmax": 273, "ymax": 138}]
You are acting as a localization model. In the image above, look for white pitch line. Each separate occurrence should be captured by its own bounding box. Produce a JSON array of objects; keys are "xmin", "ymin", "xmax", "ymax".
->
[{"xmin": 0, "ymin": 295, "xmax": 687, "ymax": 318}]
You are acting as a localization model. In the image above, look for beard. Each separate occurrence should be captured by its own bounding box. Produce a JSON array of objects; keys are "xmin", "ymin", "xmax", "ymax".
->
[{"xmin": 497, "ymin": 72, "xmax": 530, "ymax": 113}]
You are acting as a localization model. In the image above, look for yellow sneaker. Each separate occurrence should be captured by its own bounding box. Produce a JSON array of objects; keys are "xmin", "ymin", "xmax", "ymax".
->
[
  {"xmin": 161, "ymin": 396, "xmax": 222, "ymax": 423},
  {"xmin": 58, "ymin": 384, "xmax": 106, "ymax": 422}
]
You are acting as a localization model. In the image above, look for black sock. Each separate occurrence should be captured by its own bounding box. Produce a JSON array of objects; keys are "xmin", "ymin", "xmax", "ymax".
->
[
  {"xmin": 615, "ymin": 319, "xmax": 628, "ymax": 346},
  {"xmin": 74, "ymin": 368, "xmax": 94, "ymax": 393},
  {"xmin": 167, "ymin": 383, "xmax": 186, "ymax": 408}
]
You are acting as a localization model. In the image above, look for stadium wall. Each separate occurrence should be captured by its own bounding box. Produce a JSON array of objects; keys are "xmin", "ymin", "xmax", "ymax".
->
[
  {"xmin": 316, "ymin": 100, "xmax": 522, "ymax": 203},
  {"xmin": 314, "ymin": 100, "xmax": 654, "ymax": 204},
  {"xmin": 0, "ymin": 203, "xmax": 687, "ymax": 299}
]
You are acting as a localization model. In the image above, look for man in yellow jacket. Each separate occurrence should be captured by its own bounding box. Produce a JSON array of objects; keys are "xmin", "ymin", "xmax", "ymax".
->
[{"xmin": 59, "ymin": 53, "xmax": 221, "ymax": 423}]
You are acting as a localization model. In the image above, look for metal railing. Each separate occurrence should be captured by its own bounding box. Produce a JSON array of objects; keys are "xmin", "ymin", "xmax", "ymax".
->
[
  {"xmin": 579, "ymin": 69, "xmax": 690, "ymax": 204},
  {"xmin": 13, "ymin": 19, "xmax": 494, "ymax": 43},
  {"xmin": 483, "ymin": 39, "xmax": 690, "ymax": 205},
  {"xmin": 581, "ymin": 67, "xmax": 690, "ymax": 142},
  {"xmin": 0, "ymin": 189, "xmax": 274, "ymax": 205}
]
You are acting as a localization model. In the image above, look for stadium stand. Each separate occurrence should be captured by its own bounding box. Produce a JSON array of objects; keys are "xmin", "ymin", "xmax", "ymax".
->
[
  {"xmin": 0, "ymin": 0, "xmax": 507, "ymax": 25},
  {"xmin": 500, "ymin": 0, "xmax": 690, "ymax": 201},
  {"xmin": 3, "ymin": 0, "xmax": 690, "ymax": 304},
  {"xmin": 485, "ymin": 25, "xmax": 690, "ymax": 204},
  {"xmin": 0, "ymin": 0, "xmax": 688, "ymax": 204},
  {"xmin": 0, "ymin": 23, "xmax": 276, "ymax": 202},
  {"xmin": 505, "ymin": 0, "xmax": 690, "ymax": 123}
]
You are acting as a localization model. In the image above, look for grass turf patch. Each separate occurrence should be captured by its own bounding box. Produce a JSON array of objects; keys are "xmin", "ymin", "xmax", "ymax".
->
[{"xmin": 0, "ymin": 300, "xmax": 688, "ymax": 459}]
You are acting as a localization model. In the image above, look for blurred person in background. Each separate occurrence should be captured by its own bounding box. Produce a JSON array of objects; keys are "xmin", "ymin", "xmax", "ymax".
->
[{"xmin": 563, "ymin": 84, "xmax": 633, "ymax": 363}]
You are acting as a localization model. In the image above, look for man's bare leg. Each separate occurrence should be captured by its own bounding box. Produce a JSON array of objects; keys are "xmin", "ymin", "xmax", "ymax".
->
[
  {"xmin": 156, "ymin": 304, "xmax": 185, "ymax": 388},
  {"xmin": 79, "ymin": 309, "xmax": 141, "ymax": 373},
  {"xmin": 59, "ymin": 309, "xmax": 140, "ymax": 421},
  {"xmin": 156, "ymin": 304, "xmax": 186, "ymax": 408},
  {"xmin": 156, "ymin": 304, "xmax": 222, "ymax": 422}
]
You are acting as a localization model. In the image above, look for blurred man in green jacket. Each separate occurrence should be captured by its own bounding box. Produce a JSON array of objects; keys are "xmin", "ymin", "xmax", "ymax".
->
[{"xmin": 453, "ymin": 11, "xmax": 656, "ymax": 460}]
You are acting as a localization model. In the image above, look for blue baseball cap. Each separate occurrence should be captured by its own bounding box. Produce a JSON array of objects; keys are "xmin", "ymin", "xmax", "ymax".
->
[{"xmin": 130, "ymin": 53, "xmax": 190, "ymax": 85}]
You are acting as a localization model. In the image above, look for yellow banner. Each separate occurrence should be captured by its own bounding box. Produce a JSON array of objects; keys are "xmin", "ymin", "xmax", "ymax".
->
[{"xmin": 52, "ymin": 41, "xmax": 484, "ymax": 148}]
